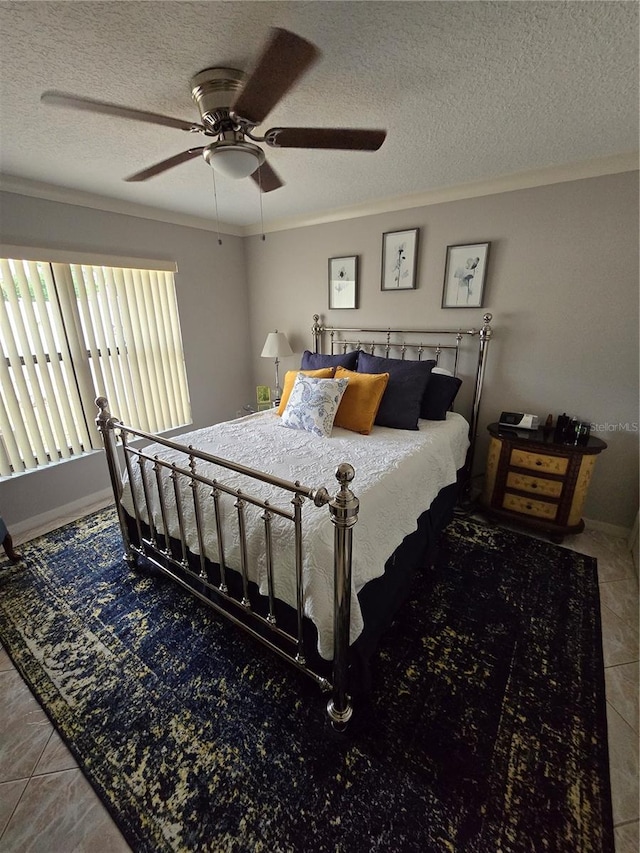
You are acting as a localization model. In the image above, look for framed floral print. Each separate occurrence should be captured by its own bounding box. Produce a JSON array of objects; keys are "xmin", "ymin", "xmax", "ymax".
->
[
  {"xmin": 381, "ymin": 228, "xmax": 419, "ymax": 291},
  {"xmin": 328, "ymin": 255, "xmax": 358, "ymax": 309},
  {"xmin": 442, "ymin": 242, "xmax": 490, "ymax": 308}
]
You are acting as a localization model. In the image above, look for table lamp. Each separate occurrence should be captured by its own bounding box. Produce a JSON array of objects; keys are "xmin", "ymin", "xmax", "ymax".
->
[{"xmin": 260, "ymin": 330, "xmax": 292, "ymax": 402}]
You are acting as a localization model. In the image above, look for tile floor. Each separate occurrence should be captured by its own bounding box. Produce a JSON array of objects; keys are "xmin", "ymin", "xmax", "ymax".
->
[{"xmin": 0, "ymin": 519, "xmax": 638, "ymax": 852}]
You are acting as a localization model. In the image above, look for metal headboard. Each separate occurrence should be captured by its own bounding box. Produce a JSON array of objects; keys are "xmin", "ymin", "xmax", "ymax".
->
[{"xmin": 311, "ymin": 312, "xmax": 494, "ymax": 482}]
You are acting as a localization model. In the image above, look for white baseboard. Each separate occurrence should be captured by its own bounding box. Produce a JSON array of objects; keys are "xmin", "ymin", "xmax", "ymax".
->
[
  {"xmin": 583, "ymin": 517, "xmax": 632, "ymax": 541},
  {"xmin": 12, "ymin": 489, "xmax": 114, "ymax": 544}
]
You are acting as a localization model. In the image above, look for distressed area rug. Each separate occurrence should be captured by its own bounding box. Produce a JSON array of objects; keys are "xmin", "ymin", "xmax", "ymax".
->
[{"xmin": 0, "ymin": 510, "xmax": 613, "ymax": 853}]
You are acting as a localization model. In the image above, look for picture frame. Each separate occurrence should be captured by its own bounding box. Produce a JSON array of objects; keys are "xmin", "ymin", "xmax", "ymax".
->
[
  {"xmin": 381, "ymin": 228, "xmax": 419, "ymax": 291},
  {"xmin": 256, "ymin": 385, "xmax": 271, "ymax": 411},
  {"xmin": 328, "ymin": 256, "xmax": 358, "ymax": 309},
  {"xmin": 442, "ymin": 242, "xmax": 490, "ymax": 308}
]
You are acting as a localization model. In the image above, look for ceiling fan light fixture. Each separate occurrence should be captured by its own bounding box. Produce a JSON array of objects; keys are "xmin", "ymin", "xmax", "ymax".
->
[{"xmin": 203, "ymin": 141, "xmax": 265, "ymax": 180}]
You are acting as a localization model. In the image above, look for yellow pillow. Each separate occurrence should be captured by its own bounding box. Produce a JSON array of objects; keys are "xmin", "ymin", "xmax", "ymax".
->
[
  {"xmin": 277, "ymin": 368, "xmax": 336, "ymax": 415},
  {"xmin": 333, "ymin": 367, "xmax": 390, "ymax": 434}
]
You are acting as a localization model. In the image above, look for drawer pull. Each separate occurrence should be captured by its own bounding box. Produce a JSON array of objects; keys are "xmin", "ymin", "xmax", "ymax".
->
[
  {"xmin": 526, "ymin": 504, "xmax": 532, "ymax": 510},
  {"xmin": 535, "ymin": 460, "xmax": 543, "ymax": 466},
  {"xmin": 531, "ymin": 482, "xmax": 538, "ymax": 489}
]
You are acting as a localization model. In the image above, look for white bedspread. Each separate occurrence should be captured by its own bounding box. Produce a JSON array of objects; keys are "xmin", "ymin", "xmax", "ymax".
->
[{"xmin": 121, "ymin": 410, "xmax": 469, "ymax": 659}]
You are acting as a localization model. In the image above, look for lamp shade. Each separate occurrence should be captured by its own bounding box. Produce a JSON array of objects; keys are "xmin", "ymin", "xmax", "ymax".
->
[{"xmin": 261, "ymin": 331, "xmax": 293, "ymax": 359}]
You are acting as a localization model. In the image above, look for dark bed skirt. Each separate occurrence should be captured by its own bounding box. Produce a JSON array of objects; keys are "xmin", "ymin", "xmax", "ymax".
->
[{"xmin": 123, "ymin": 473, "xmax": 462, "ymax": 696}]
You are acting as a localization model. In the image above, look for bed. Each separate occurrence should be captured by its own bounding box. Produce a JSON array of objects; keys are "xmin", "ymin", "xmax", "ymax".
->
[{"xmin": 96, "ymin": 313, "xmax": 493, "ymax": 729}]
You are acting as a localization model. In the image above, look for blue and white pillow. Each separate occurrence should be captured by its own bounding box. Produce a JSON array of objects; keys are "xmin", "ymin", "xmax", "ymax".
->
[{"xmin": 280, "ymin": 373, "xmax": 349, "ymax": 438}]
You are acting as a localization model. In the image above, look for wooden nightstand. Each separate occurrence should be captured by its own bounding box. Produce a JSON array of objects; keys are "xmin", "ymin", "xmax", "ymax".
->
[{"xmin": 481, "ymin": 423, "xmax": 607, "ymax": 542}]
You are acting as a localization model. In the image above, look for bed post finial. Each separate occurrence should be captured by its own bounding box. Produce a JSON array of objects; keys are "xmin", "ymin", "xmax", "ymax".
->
[
  {"xmin": 95, "ymin": 396, "xmax": 112, "ymax": 427},
  {"xmin": 327, "ymin": 462, "xmax": 359, "ymax": 730},
  {"xmin": 312, "ymin": 314, "xmax": 323, "ymax": 354},
  {"xmin": 481, "ymin": 312, "xmax": 493, "ymax": 340}
]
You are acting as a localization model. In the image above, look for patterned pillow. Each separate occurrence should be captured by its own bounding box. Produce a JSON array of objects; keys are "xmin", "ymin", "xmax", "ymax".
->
[
  {"xmin": 280, "ymin": 374, "xmax": 349, "ymax": 438},
  {"xmin": 277, "ymin": 367, "xmax": 336, "ymax": 415}
]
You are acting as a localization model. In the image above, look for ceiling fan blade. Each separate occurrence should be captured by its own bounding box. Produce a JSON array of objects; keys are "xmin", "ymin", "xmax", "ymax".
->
[
  {"xmin": 250, "ymin": 160, "xmax": 284, "ymax": 193},
  {"xmin": 265, "ymin": 127, "xmax": 387, "ymax": 151},
  {"xmin": 231, "ymin": 28, "xmax": 320, "ymax": 125},
  {"xmin": 125, "ymin": 148, "xmax": 205, "ymax": 182},
  {"xmin": 41, "ymin": 91, "xmax": 205, "ymax": 132}
]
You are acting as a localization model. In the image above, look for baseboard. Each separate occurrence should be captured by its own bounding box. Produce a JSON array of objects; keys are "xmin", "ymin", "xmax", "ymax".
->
[
  {"xmin": 583, "ymin": 517, "xmax": 632, "ymax": 541},
  {"xmin": 12, "ymin": 489, "xmax": 114, "ymax": 544}
]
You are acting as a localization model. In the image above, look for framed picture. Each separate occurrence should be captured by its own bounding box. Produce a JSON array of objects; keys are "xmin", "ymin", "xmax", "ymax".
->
[
  {"xmin": 442, "ymin": 242, "xmax": 490, "ymax": 308},
  {"xmin": 328, "ymin": 256, "xmax": 358, "ymax": 309},
  {"xmin": 381, "ymin": 228, "xmax": 419, "ymax": 291},
  {"xmin": 256, "ymin": 385, "xmax": 271, "ymax": 411}
]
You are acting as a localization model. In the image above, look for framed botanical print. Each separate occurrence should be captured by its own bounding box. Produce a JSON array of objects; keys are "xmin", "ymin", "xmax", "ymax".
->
[
  {"xmin": 442, "ymin": 242, "xmax": 490, "ymax": 308},
  {"xmin": 381, "ymin": 228, "xmax": 420, "ymax": 291},
  {"xmin": 328, "ymin": 255, "xmax": 358, "ymax": 309}
]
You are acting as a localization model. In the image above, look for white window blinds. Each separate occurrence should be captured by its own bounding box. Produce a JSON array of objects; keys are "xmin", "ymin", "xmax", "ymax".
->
[{"xmin": 0, "ymin": 258, "xmax": 191, "ymax": 477}]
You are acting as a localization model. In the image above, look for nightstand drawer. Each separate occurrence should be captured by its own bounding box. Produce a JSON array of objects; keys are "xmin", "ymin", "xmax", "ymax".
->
[
  {"xmin": 510, "ymin": 448, "xmax": 568, "ymax": 476},
  {"xmin": 502, "ymin": 493, "xmax": 559, "ymax": 521},
  {"xmin": 505, "ymin": 471, "xmax": 563, "ymax": 498}
]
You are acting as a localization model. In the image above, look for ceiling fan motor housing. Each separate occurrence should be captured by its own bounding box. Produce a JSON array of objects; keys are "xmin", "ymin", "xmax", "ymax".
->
[{"xmin": 190, "ymin": 67, "xmax": 247, "ymax": 131}]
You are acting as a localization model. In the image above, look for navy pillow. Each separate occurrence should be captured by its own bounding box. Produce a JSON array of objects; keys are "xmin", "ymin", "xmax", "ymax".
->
[
  {"xmin": 357, "ymin": 351, "xmax": 435, "ymax": 430},
  {"xmin": 421, "ymin": 372, "xmax": 463, "ymax": 420},
  {"xmin": 301, "ymin": 349, "xmax": 359, "ymax": 371}
]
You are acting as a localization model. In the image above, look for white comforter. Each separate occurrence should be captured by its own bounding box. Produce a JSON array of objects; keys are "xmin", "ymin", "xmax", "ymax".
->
[{"xmin": 121, "ymin": 410, "xmax": 469, "ymax": 659}]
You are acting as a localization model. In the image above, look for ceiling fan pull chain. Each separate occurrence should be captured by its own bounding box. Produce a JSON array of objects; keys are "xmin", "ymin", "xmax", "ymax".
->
[
  {"xmin": 258, "ymin": 168, "xmax": 266, "ymax": 242},
  {"xmin": 211, "ymin": 169, "xmax": 223, "ymax": 245}
]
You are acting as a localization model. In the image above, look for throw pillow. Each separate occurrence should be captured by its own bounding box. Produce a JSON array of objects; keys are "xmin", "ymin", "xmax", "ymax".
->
[
  {"xmin": 421, "ymin": 371, "xmax": 463, "ymax": 420},
  {"xmin": 356, "ymin": 351, "xmax": 436, "ymax": 430},
  {"xmin": 301, "ymin": 349, "xmax": 359, "ymax": 371},
  {"xmin": 277, "ymin": 367, "xmax": 336, "ymax": 415},
  {"xmin": 280, "ymin": 374, "xmax": 349, "ymax": 438},
  {"xmin": 333, "ymin": 367, "xmax": 389, "ymax": 434}
]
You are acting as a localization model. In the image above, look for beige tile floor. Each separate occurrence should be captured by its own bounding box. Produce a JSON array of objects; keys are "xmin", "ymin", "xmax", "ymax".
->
[{"xmin": 0, "ymin": 520, "xmax": 638, "ymax": 852}]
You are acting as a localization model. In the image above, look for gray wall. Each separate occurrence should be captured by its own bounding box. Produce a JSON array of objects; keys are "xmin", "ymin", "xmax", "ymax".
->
[
  {"xmin": 1, "ymin": 172, "xmax": 638, "ymax": 530},
  {"xmin": 0, "ymin": 191, "xmax": 253, "ymax": 527},
  {"xmin": 246, "ymin": 172, "xmax": 639, "ymax": 529}
]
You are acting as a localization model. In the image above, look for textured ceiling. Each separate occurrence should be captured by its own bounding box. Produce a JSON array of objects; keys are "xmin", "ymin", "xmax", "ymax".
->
[{"xmin": 0, "ymin": 1, "xmax": 638, "ymax": 230}]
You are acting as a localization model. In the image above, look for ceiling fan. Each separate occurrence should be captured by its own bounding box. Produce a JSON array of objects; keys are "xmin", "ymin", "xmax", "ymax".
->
[{"xmin": 40, "ymin": 28, "xmax": 387, "ymax": 193}]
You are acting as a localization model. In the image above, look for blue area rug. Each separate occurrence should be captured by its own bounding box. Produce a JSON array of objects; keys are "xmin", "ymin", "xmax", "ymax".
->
[{"xmin": 0, "ymin": 509, "xmax": 614, "ymax": 852}]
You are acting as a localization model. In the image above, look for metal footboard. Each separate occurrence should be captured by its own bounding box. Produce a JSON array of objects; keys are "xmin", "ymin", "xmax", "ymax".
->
[{"xmin": 95, "ymin": 397, "xmax": 359, "ymax": 729}]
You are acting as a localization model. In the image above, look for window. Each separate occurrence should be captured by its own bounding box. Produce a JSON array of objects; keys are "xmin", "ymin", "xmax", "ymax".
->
[{"xmin": 0, "ymin": 256, "xmax": 191, "ymax": 477}]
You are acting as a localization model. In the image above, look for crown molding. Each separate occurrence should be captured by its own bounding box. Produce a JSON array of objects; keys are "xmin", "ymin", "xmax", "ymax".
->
[
  {"xmin": 241, "ymin": 151, "xmax": 640, "ymax": 236},
  {"xmin": 2, "ymin": 151, "xmax": 637, "ymax": 238},
  {"xmin": 0, "ymin": 174, "xmax": 244, "ymax": 237}
]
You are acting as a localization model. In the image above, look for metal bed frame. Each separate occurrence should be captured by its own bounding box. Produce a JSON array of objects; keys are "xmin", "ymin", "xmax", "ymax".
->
[{"xmin": 96, "ymin": 313, "xmax": 493, "ymax": 729}]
